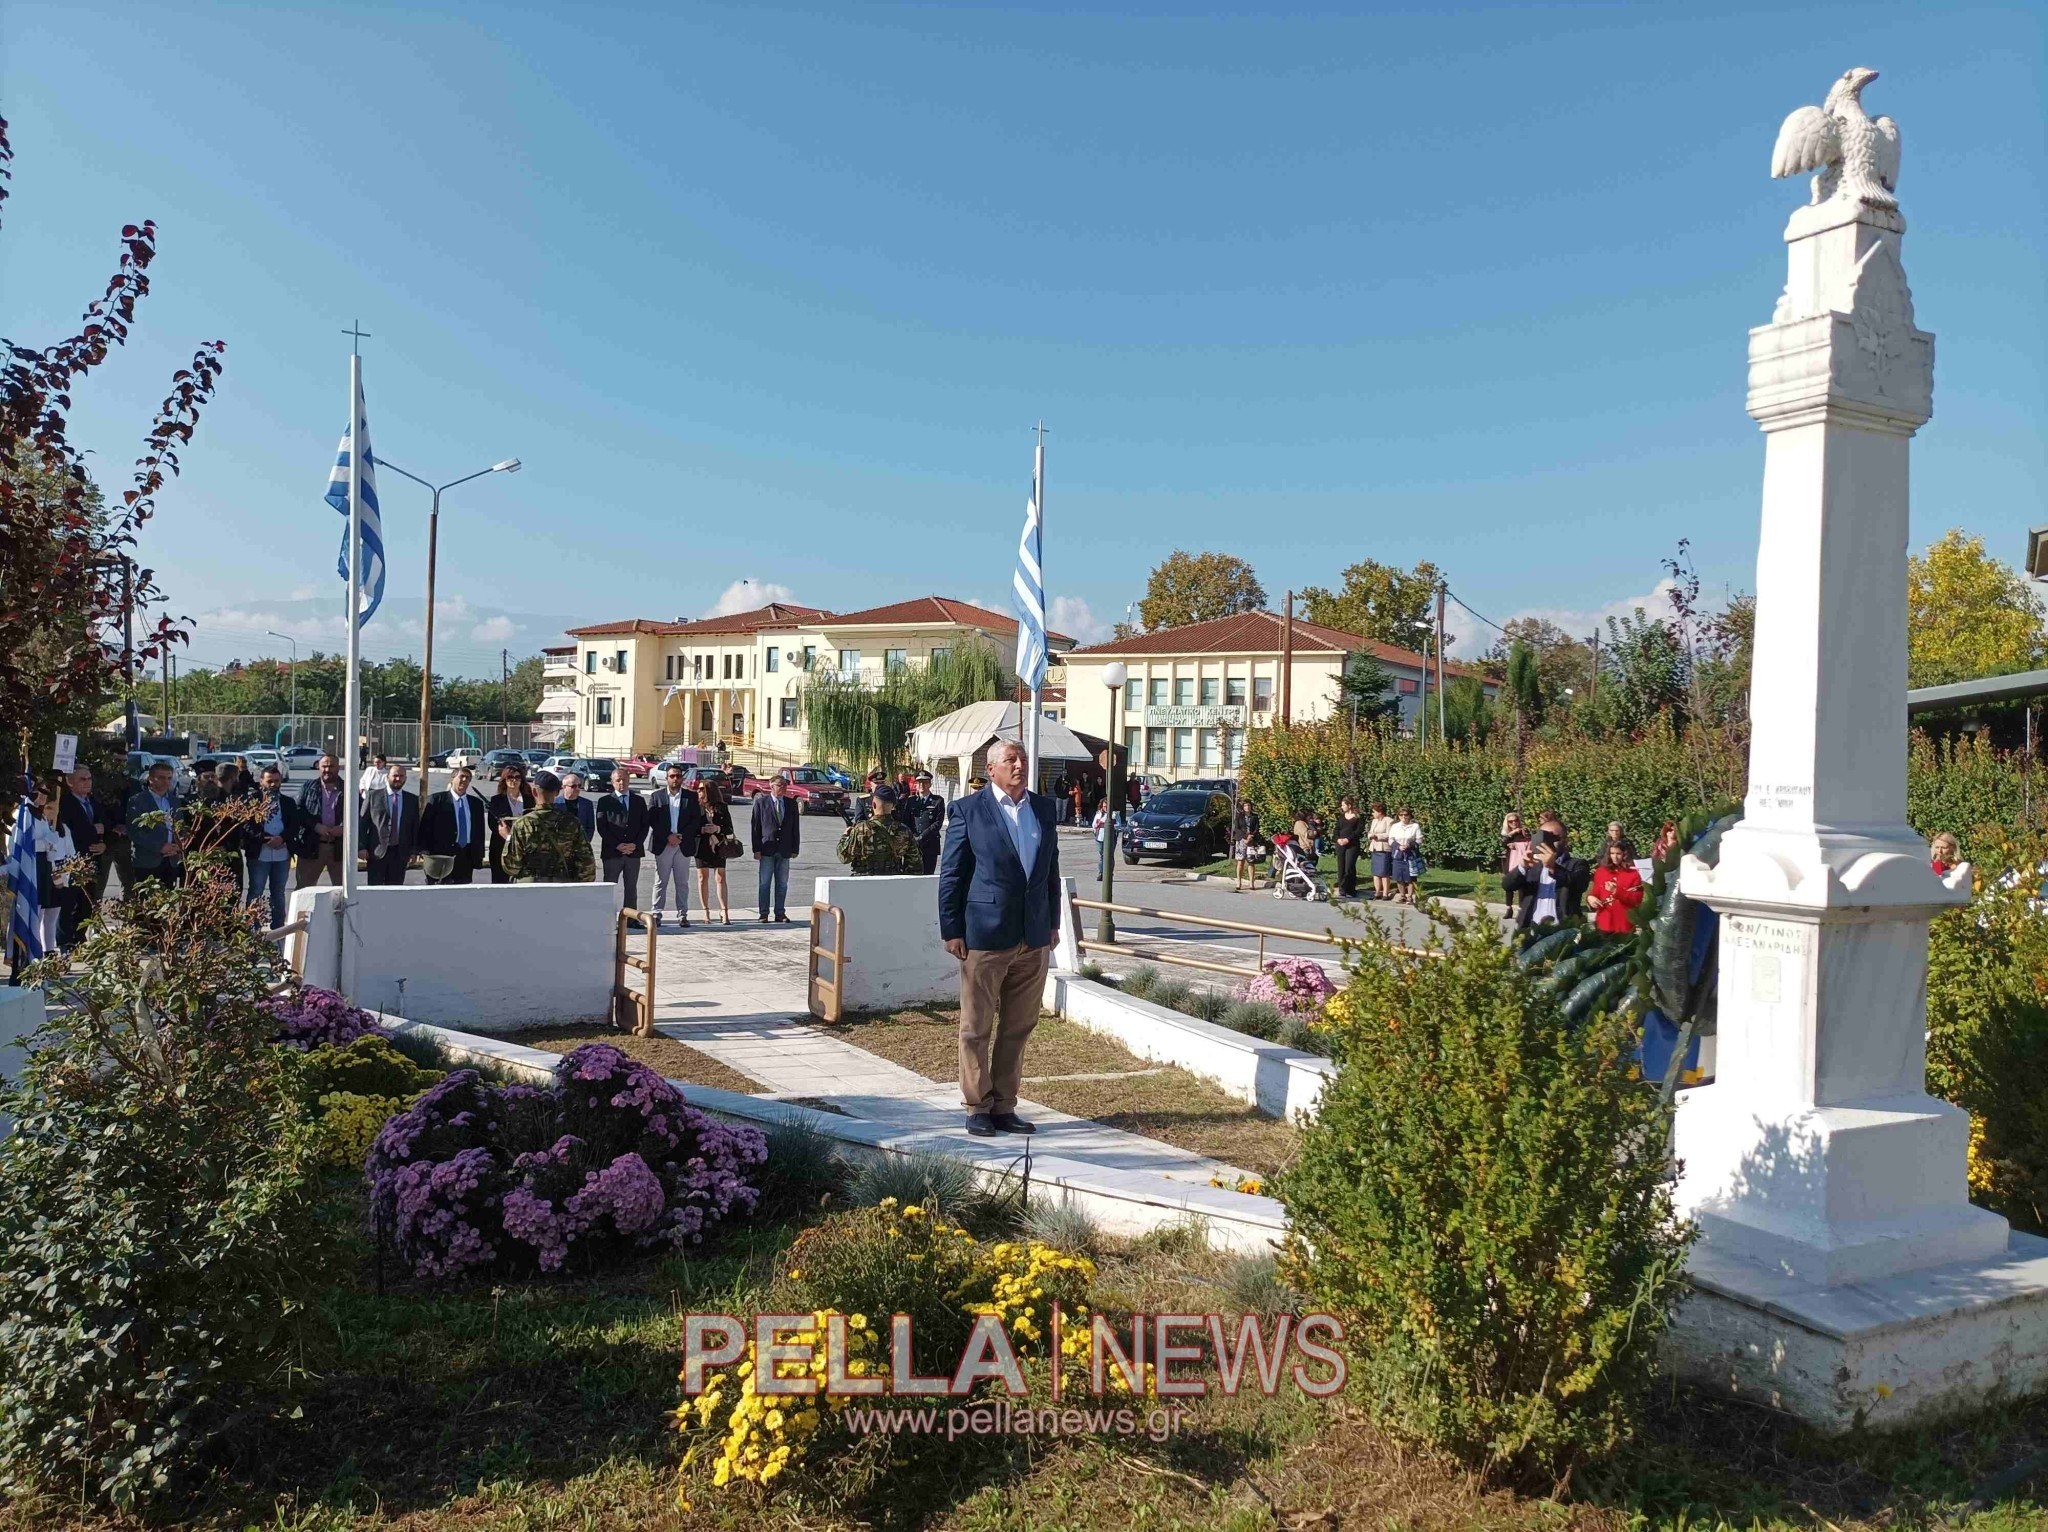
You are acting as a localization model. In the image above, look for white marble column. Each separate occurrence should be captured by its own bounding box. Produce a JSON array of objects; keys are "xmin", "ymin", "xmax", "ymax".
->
[{"xmin": 1674, "ymin": 192, "xmax": 2008, "ymax": 1286}]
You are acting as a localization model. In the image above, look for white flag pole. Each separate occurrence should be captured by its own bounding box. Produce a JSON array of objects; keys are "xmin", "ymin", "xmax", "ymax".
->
[
  {"xmin": 1026, "ymin": 428, "xmax": 1044, "ymax": 793},
  {"xmin": 340, "ymin": 349, "xmax": 364, "ymax": 909}
]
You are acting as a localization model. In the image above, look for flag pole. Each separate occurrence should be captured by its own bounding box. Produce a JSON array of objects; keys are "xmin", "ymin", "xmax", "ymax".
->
[
  {"xmin": 341, "ymin": 347, "xmax": 364, "ymax": 910},
  {"xmin": 1026, "ymin": 426, "xmax": 1044, "ymax": 793}
]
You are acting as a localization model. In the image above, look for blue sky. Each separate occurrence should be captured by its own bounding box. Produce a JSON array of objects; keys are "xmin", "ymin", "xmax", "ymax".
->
[{"xmin": 5, "ymin": 1, "xmax": 2042, "ymax": 673}]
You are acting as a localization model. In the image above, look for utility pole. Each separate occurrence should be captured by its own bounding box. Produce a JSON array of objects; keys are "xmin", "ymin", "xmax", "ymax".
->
[
  {"xmin": 1434, "ymin": 581, "xmax": 1447, "ymax": 743},
  {"xmin": 1589, "ymin": 629, "xmax": 1601, "ymax": 702},
  {"xmin": 502, "ymin": 649, "xmax": 510, "ymax": 726},
  {"xmin": 1280, "ymin": 590, "xmax": 1295, "ymax": 729},
  {"xmin": 160, "ymin": 655, "xmax": 171, "ymax": 735},
  {"xmin": 119, "ymin": 557, "xmax": 138, "ymax": 750}
]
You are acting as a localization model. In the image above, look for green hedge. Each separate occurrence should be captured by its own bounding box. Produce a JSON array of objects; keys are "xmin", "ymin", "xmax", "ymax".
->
[{"xmin": 1241, "ymin": 724, "xmax": 2031, "ymax": 865}]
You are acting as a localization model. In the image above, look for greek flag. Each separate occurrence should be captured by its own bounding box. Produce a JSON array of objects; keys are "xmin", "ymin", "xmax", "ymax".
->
[
  {"xmin": 6, "ymin": 789, "xmax": 42, "ymax": 966},
  {"xmin": 324, "ymin": 374, "xmax": 385, "ymax": 623},
  {"xmin": 1012, "ymin": 442, "xmax": 1047, "ymax": 689}
]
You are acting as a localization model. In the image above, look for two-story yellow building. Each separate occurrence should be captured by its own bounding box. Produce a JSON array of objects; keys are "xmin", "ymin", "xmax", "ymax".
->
[
  {"xmin": 1060, "ymin": 611, "xmax": 1492, "ymax": 783},
  {"xmin": 565, "ymin": 596, "xmax": 1074, "ymax": 762}
]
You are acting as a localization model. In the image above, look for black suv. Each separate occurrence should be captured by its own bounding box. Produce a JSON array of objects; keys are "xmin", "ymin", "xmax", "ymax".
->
[{"xmin": 1121, "ymin": 790, "xmax": 1234, "ymax": 865}]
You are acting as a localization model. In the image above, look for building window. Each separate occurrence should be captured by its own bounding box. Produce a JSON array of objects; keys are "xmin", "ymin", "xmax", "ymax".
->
[
  {"xmin": 692, "ymin": 654, "xmax": 703, "ymax": 680},
  {"xmin": 803, "ymin": 645, "xmax": 817, "ymax": 671},
  {"xmin": 838, "ymin": 648, "xmax": 861, "ymax": 676},
  {"xmin": 1397, "ymin": 678, "xmax": 1418, "ymax": 694},
  {"xmin": 596, "ymin": 697, "xmax": 613, "ymax": 725},
  {"xmin": 1148, "ymin": 678, "xmax": 1167, "ymax": 707},
  {"xmin": 1226, "ymin": 729, "xmax": 1245, "ymax": 767},
  {"xmin": 1174, "ymin": 678, "xmax": 1194, "ymax": 706},
  {"xmin": 1123, "ymin": 679, "xmax": 1140, "ymax": 713},
  {"xmin": 931, "ymin": 646, "xmax": 951, "ymax": 666},
  {"xmin": 1200, "ymin": 677, "xmax": 1219, "ymax": 706},
  {"xmin": 585, "ymin": 651, "xmax": 597, "ymax": 675},
  {"xmin": 884, "ymin": 648, "xmax": 907, "ymax": 671},
  {"xmin": 765, "ymin": 646, "xmax": 779, "ymax": 673},
  {"xmin": 1173, "ymin": 727, "xmax": 1194, "ymax": 766},
  {"xmin": 1199, "ymin": 728, "xmax": 1221, "ymax": 767},
  {"xmin": 614, "ymin": 649, "xmax": 628, "ymax": 674},
  {"xmin": 1253, "ymin": 677, "xmax": 1274, "ymax": 713},
  {"xmin": 1145, "ymin": 728, "xmax": 1167, "ymax": 767},
  {"xmin": 699, "ymin": 700, "xmax": 714, "ymax": 732},
  {"xmin": 1226, "ymin": 676, "xmax": 1246, "ymax": 706},
  {"xmin": 780, "ymin": 697, "xmax": 799, "ymax": 729}
]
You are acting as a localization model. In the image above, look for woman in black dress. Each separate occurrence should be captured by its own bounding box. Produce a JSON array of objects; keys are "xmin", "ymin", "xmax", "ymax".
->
[
  {"xmin": 1332, "ymin": 795, "xmax": 1366, "ymax": 899},
  {"xmin": 486, "ymin": 761, "xmax": 537, "ymax": 884},
  {"xmin": 694, "ymin": 780, "xmax": 736, "ymax": 925}
]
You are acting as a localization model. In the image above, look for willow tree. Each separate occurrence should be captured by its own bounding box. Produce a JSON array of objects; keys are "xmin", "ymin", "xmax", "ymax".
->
[{"xmin": 798, "ymin": 640, "xmax": 1010, "ymax": 773}]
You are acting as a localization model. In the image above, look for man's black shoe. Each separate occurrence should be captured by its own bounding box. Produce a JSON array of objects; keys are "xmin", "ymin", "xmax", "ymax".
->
[
  {"xmin": 990, "ymin": 1112, "xmax": 1035, "ymax": 1135},
  {"xmin": 965, "ymin": 1112, "xmax": 997, "ymax": 1138}
]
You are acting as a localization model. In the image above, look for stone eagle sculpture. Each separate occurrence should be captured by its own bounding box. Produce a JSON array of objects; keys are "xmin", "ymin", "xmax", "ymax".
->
[{"xmin": 1771, "ymin": 66, "xmax": 1900, "ymax": 208}]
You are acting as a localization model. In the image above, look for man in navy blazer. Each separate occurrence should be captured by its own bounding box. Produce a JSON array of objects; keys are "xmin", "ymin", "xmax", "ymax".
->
[{"xmin": 937, "ymin": 740, "xmax": 1060, "ymax": 1138}]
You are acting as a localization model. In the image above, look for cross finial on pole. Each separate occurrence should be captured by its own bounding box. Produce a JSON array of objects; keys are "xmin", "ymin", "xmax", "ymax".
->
[{"xmin": 343, "ymin": 320, "xmax": 372, "ymax": 354}]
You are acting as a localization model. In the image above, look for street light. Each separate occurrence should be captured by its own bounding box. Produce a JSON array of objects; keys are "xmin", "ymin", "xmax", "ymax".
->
[
  {"xmin": 376, "ymin": 456, "xmax": 521, "ymax": 768},
  {"xmin": 1097, "ymin": 661, "xmax": 1128, "ymax": 944},
  {"xmin": 2028, "ymin": 523, "xmax": 2048, "ymax": 581},
  {"xmin": 266, "ymin": 630, "xmax": 299, "ymax": 744}
]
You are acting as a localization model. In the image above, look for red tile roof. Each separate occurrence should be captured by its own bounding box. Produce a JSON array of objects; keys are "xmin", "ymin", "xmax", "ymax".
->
[
  {"xmin": 1069, "ymin": 610, "xmax": 1483, "ymax": 679},
  {"xmin": 563, "ymin": 617, "xmax": 685, "ymax": 638},
  {"xmin": 818, "ymin": 595, "xmax": 1072, "ymax": 643},
  {"xmin": 668, "ymin": 602, "xmax": 833, "ymax": 637}
]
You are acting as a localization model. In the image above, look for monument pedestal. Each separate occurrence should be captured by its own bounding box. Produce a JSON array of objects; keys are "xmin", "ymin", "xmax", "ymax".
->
[{"xmin": 1661, "ymin": 81, "xmax": 2048, "ymax": 1427}]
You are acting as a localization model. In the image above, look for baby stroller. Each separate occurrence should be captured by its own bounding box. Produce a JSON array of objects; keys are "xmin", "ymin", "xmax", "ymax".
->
[{"xmin": 1269, "ymin": 832, "xmax": 1328, "ymax": 902}]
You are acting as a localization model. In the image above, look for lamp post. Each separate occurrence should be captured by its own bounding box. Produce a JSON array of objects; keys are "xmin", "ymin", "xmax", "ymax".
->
[
  {"xmin": 266, "ymin": 630, "xmax": 298, "ymax": 744},
  {"xmin": 1097, "ymin": 661, "xmax": 1128, "ymax": 944},
  {"xmin": 376, "ymin": 456, "xmax": 520, "ymax": 770}
]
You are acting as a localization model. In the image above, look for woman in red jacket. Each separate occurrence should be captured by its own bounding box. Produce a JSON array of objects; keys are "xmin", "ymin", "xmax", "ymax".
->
[{"xmin": 1586, "ymin": 840, "xmax": 1646, "ymax": 935}]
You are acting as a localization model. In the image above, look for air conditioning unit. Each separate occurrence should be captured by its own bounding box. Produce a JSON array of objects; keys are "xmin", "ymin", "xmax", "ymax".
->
[{"xmin": 601, "ymin": 656, "xmax": 615, "ymax": 671}]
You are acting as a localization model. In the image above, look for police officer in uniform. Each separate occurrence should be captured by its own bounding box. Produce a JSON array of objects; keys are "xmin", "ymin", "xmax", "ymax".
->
[
  {"xmin": 849, "ymin": 766, "xmax": 891, "ymax": 825},
  {"xmin": 837, "ymin": 785, "xmax": 923, "ymax": 875},
  {"xmin": 898, "ymin": 769, "xmax": 946, "ymax": 875}
]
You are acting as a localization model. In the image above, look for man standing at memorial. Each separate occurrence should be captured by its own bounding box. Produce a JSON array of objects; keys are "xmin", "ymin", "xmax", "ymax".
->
[
  {"xmin": 360, "ymin": 761, "xmax": 420, "ymax": 886},
  {"xmin": 596, "ymin": 763, "xmax": 650, "ymax": 898},
  {"xmin": 420, "ymin": 764, "xmax": 489, "ymax": 884},
  {"xmin": 56, "ymin": 764, "xmax": 112, "ymax": 939},
  {"xmin": 750, "ymin": 772, "xmax": 800, "ymax": 922},
  {"xmin": 645, "ymin": 762, "xmax": 701, "ymax": 926},
  {"xmin": 937, "ymin": 740, "xmax": 1060, "ymax": 1138},
  {"xmin": 899, "ymin": 769, "xmax": 946, "ymax": 875},
  {"xmin": 295, "ymin": 752, "xmax": 348, "ymax": 888}
]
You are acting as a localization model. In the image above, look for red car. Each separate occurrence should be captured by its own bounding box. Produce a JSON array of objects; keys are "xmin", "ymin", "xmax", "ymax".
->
[
  {"xmin": 622, "ymin": 753, "xmax": 662, "ymax": 780},
  {"xmin": 758, "ymin": 765, "xmax": 850, "ymax": 817}
]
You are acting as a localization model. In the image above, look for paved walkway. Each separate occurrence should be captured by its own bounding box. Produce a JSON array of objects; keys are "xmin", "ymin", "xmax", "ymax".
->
[{"xmin": 638, "ymin": 917, "xmax": 1278, "ymax": 1209}]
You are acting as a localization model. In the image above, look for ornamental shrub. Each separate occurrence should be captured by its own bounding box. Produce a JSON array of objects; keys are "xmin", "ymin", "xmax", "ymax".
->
[
  {"xmin": 366, "ymin": 1043, "xmax": 767, "ymax": 1280},
  {"xmin": 1926, "ymin": 830, "xmax": 2048, "ymax": 1234},
  {"xmin": 0, "ymin": 877, "xmax": 329, "ymax": 1511},
  {"xmin": 265, "ymin": 984, "xmax": 386, "ymax": 1050},
  {"xmin": 1279, "ymin": 909, "xmax": 1692, "ymax": 1477}
]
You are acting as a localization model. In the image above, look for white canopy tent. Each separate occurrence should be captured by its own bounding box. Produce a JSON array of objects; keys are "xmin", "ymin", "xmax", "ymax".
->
[{"xmin": 908, "ymin": 701, "xmax": 1093, "ymax": 795}]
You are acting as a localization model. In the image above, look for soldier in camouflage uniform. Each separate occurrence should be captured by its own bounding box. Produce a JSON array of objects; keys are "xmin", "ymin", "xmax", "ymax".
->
[
  {"xmin": 502, "ymin": 771, "xmax": 597, "ymax": 883},
  {"xmin": 836, "ymin": 785, "xmax": 923, "ymax": 875}
]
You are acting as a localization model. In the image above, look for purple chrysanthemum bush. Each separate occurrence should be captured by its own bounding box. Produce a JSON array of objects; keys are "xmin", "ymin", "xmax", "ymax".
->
[
  {"xmin": 1233, "ymin": 955, "xmax": 1339, "ymax": 1018},
  {"xmin": 367, "ymin": 1044, "xmax": 767, "ymax": 1281},
  {"xmin": 265, "ymin": 985, "xmax": 388, "ymax": 1050}
]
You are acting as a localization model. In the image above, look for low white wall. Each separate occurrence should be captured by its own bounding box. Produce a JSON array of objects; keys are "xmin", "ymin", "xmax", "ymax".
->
[
  {"xmin": 1044, "ymin": 971, "xmax": 1335, "ymax": 1121},
  {"xmin": 292, "ymin": 883, "xmax": 620, "ymax": 1031},
  {"xmin": 813, "ymin": 875, "xmax": 1082, "ymax": 1014},
  {"xmin": 0, "ymin": 986, "xmax": 47, "ymax": 1136}
]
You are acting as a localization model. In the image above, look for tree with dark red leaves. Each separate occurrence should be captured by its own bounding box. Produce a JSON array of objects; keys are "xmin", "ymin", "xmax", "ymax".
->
[{"xmin": 0, "ymin": 114, "xmax": 225, "ymax": 774}]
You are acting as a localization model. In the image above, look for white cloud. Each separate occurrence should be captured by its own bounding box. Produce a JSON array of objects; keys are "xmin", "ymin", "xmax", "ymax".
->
[
  {"xmin": 1504, "ymin": 578, "xmax": 1684, "ymax": 642},
  {"xmin": 470, "ymin": 615, "xmax": 518, "ymax": 643},
  {"xmin": 702, "ymin": 579, "xmax": 799, "ymax": 618},
  {"xmin": 1047, "ymin": 594, "xmax": 1109, "ymax": 644},
  {"xmin": 289, "ymin": 585, "xmax": 319, "ymax": 601}
]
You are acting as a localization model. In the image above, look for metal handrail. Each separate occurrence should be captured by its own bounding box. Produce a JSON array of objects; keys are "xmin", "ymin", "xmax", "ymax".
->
[{"xmin": 1067, "ymin": 892, "xmax": 1431, "ymax": 972}]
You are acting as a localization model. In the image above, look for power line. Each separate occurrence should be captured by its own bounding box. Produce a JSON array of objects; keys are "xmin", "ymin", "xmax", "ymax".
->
[{"xmin": 1443, "ymin": 588, "xmax": 1510, "ymax": 639}]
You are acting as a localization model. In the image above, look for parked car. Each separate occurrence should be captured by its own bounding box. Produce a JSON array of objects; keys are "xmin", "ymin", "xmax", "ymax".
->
[
  {"xmin": 774, "ymin": 765, "xmax": 849, "ymax": 817},
  {"xmin": 482, "ymin": 748, "xmax": 529, "ymax": 781},
  {"xmin": 444, "ymin": 746, "xmax": 483, "ymax": 770},
  {"xmin": 520, "ymin": 748, "xmax": 553, "ymax": 767},
  {"xmin": 280, "ymin": 744, "xmax": 323, "ymax": 768},
  {"xmin": 1175, "ymin": 777, "xmax": 1237, "ymax": 797},
  {"xmin": 816, "ymin": 763, "xmax": 855, "ymax": 791},
  {"xmin": 623, "ymin": 753, "xmax": 662, "ymax": 780},
  {"xmin": 679, "ymin": 764, "xmax": 750, "ymax": 799},
  {"xmin": 1121, "ymin": 789, "xmax": 1234, "ymax": 865},
  {"xmin": 125, "ymin": 751, "xmax": 194, "ymax": 798}
]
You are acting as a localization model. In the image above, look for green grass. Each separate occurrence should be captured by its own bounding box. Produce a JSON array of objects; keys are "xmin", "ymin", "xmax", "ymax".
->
[
  {"xmin": 1191, "ymin": 855, "xmax": 1501, "ymax": 904},
  {"xmin": 3, "ymin": 1190, "xmax": 2044, "ymax": 1531}
]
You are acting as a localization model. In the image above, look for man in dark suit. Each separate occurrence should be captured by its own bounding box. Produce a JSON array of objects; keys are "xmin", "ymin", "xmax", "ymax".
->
[
  {"xmin": 936, "ymin": 740, "xmax": 1061, "ymax": 1138},
  {"xmin": 56, "ymin": 764, "xmax": 114, "ymax": 942},
  {"xmin": 419, "ymin": 764, "xmax": 489, "ymax": 884},
  {"xmin": 359, "ymin": 761, "xmax": 420, "ymax": 886},
  {"xmin": 750, "ymin": 774, "xmax": 801, "ymax": 922},
  {"xmin": 644, "ymin": 763, "xmax": 702, "ymax": 926},
  {"xmin": 596, "ymin": 764, "xmax": 650, "ymax": 897}
]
